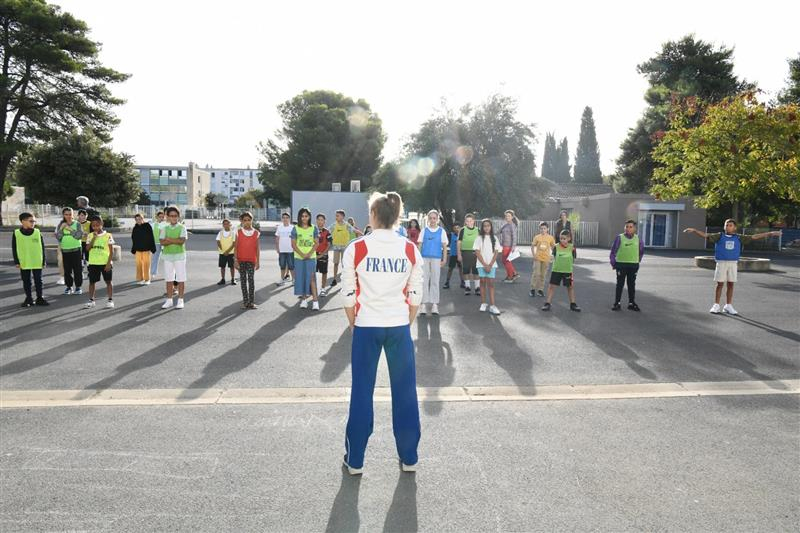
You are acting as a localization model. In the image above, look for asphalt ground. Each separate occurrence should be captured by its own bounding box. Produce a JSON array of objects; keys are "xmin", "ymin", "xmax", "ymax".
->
[{"xmin": 1, "ymin": 233, "xmax": 798, "ymax": 532}]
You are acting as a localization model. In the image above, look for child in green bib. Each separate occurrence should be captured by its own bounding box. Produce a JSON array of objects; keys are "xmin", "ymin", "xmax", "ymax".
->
[
  {"xmin": 542, "ymin": 230, "xmax": 581, "ymax": 312},
  {"xmin": 84, "ymin": 215, "xmax": 115, "ymax": 309},
  {"xmin": 13, "ymin": 212, "xmax": 48, "ymax": 307}
]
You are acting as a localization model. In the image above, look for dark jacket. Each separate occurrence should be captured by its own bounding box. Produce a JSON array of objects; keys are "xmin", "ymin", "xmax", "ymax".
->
[{"xmin": 131, "ymin": 222, "xmax": 156, "ymax": 253}]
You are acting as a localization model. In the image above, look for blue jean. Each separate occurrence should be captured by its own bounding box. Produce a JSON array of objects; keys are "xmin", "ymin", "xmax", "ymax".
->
[
  {"xmin": 294, "ymin": 258, "xmax": 316, "ymax": 296},
  {"xmin": 150, "ymin": 244, "xmax": 161, "ymax": 277},
  {"xmin": 345, "ymin": 325, "xmax": 420, "ymax": 469}
]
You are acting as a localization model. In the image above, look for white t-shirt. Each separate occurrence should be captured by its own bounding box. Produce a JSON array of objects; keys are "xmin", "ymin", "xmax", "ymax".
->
[
  {"xmin": 473, "ymin": 234, "xmax": 501, "ymax": 267},
  {"xmin": 276, "ymin": 224, "xmax": 294, "ymax": 253},
  {"xmin": 215, "ymin": 229, "xmax": 235, "ymax": 241},
  {"xmin": 239, "ymin": 227, "xmax": 257, "ymax": 237}
]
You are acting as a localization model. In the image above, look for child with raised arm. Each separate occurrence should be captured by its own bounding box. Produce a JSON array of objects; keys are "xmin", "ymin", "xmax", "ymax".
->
[{"xmin": 684, "ymin": 220, "xmax": 780, "ymax": 315}]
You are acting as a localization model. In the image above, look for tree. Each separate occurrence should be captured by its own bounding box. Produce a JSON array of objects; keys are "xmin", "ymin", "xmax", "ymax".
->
[
  {"xmin": 540, "ymin": 132, "xmax": 557, "ymax": 180},
  {"xmin": 613, "ymin": 35, "xmax": 751, "ymax": 192},
  {"xmin": 651, "ymin": 92, "xmax": 800, "ymax": 223},
  {"xmin": 235, "ymin": 189, "xmax": 262, "ymax": 208},
  {"xmin": 258, "ymin": 90, "xmax": 385, "ymax": 202},
  {"xmin": 15, "ymin": 131, "xmax": 140, "ymax": 207},
  {"xmin": 0, "ymin": 0, "xmax": 129, "ymax": 223},
  {"xmin": 777, "ymin": 53, "xmax": 800, "ymax": 105},
  {"xmin": 573, "ymin": 106, "xmax": 602, "ymax": 183},
  {"xmin": 136, "ymin": 190, "xmax": 151, "ymax": 205},
  {"xmin": 204, "ymin": 192, "xmax": 229, "ymax": 209},
  {"xmin": 400, "ymin": 94, "xmax": 541, "ymax": 228},
  {"xmin": 553, "ymin": 137, "xmax": 571, "ymax": 183}
]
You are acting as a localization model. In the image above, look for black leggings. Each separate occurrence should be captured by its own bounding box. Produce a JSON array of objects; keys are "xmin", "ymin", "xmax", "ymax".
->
[
  {"xmin": 615, "ymin": 264, "xmax": 639, "ymax": 303},
  {"xmin": 239, "ymin": 261, "xmax": 255, "ymax": 305},
  {"xmin": 21, "ymin": 269, "xmax": 43, "ymax": 300},
  {"xmin": 62, "ymin": 249, "xmax": 83, "ymax": 289}
]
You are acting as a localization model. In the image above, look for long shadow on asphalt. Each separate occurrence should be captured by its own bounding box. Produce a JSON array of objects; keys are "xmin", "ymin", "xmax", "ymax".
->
[
  {"xmin": 79, "ymin": 285, "xmax": 285, "ymax": 394},
  {"xmin": 320, "ymin": 329, "xmax": 352, "ymax": 384},
  {"xmin": 176, "ymin": 301, "xmax": 340, "ymax": 401},
  {"xmin": 416, "ymin": 317, "xmax": 456, "ymax": 415},
  {"xmin": 324, "ymin": 467, "xmax": 361, "ymax": 533},
  {"xmin": 0, "ymin": 284, "xmax": 225, "ymax": 371}
]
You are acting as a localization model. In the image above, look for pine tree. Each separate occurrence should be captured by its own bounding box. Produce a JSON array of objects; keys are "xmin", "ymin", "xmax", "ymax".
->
[
  {"xmin": 541, "ymin": 133, "xmax": 557, "ymax": 179},
  {"xmin": 574, "ymin": 106, "xmax": 602, "ymax": 183},
  {"xmin": 553, "ymin": 137, "xmax": 571, "ymax": 183}
]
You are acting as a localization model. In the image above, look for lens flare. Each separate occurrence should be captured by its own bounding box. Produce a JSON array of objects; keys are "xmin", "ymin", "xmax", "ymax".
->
[
  {"xmin": 417, "ymin": 157, "xmax": 435, "ymax": 177},
  {"xmin": 347, "ymin": 106, "xmax": 369, "ymax": 130},
  {"xmin": 455, "ymin": 145, "xmax": 474, "ymax": 166}
]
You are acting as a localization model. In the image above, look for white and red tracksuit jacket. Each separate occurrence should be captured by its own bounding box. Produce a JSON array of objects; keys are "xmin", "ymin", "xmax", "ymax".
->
[{"xmin": 342, "ymin": 229, "xmax": 423, "ymax": 327}]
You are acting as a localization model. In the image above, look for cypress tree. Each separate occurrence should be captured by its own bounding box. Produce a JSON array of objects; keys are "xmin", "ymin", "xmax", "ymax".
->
[
  {"xmin": 541, "ymin": 132, "xmax": 557, "ymax": 180},
  {"xmin": 574, "ymin": 106, "xmax": 602, "ymax": 183}
]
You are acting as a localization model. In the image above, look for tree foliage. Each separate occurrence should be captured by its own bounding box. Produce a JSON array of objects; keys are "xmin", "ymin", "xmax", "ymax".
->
[
  {"xmin": 540, "ymin": 132, "xmax": 557, "ymax": 180},
  {"xmin": 396, "ymin": 94, "xmax": 543, "ymax": 228},
  {"xmin": 651, "ymin": 92, "xmax": 800, "ymax": 223},
  {"xmin": 613, "ymin": 35, "xmax": 750, "ymax": 193},
  {"xmin": 0, "ymin": 0, "xmax": 129, "ymax": 222},
  {"xmin": 573, "ymin": 106, "xmax": 602, "ymax": 183},
  {"xmin": 777, "ymin": 53, "xmax": 800, "ymax": 106},
  {"xmin": 553, "ymin": 137, "xmax": 571, "ymax": 183},
  {"xmin": 235, "ymin": 189, "xmax": 262, "ymax": 208},
  {"xmin": 15, "ymin": 131, "xmax": 140, "ymax": 207},
  {"xmin": 257, "ymin": 90, "xmax": 385, "ymax": 203}
]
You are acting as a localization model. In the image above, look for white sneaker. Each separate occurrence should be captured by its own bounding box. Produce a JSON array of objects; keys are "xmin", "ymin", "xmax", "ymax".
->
[
  {"xmin": 312, "ymin": 301, "xmax": 320, "ymax": 311},
  {"xmin": 709, "ymin": 303, "xmax": 722, "ymax": 314},
  {"xmin": 57, "ymin": 277, "xmax": 65, "ymax": 285},
  {"xmin": 479, "ymin": 303, "xmax": 488, "ymax": 312},
  {"xmin": 489, "ymin": 305, "xmax": 501, "ymax": 315},
  {"xmin": 343, "ymin": 457, "xmax": 362, "ymax": 476},
  {"xmin": 105, "ymin": 300, "xmax": 115, "ymax": 309},
  {"xmin": 176, "ymin": 298, "xmax": 184, "ymax": 309},
  {"xmin": 400, "ymin": 461, "xmax": 417, "ymax": 473},
  {"xmin": 431, "ymin": 304, "xmax": 439, "ymax": 315},
  {"xmin": 319, "ymin": 288, "xmax": 327, "ymax": 298},
  {"xmin": 84, "ymin": 300, "xmax": 96, "ymax": 309},
  {"xmin": 723, "ymin": 304, "xmax": 738, "ymax": 315},
  {"xmin": 143, "ymin": 280, "xmax": 151, "ymax": 286},
  {"xmin": 300, "ymin": 298, "xmax": 309, "ymax": 309},
  {"xmin": 162, "ymin": 299, "xmax": 173, "ymax": 309},
  {"xmin": 137, "ymin": 280, "xmax": 145, "ymax": 285}
]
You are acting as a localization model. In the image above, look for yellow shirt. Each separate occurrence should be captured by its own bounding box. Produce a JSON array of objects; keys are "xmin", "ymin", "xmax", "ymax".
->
[{"xmin": 532, "ymin": 234, "xmax": 556, "ymax": 262}]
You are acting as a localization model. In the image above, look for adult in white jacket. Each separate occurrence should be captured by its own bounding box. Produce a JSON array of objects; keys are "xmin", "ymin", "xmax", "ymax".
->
[{"xmin": 341, "ymin": 191, "xmax": 423, "ymax": 475}]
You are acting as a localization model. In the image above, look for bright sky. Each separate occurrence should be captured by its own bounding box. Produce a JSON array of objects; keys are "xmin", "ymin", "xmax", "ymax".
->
[{"xmin": 54, "ymin": 0, "xmax": 798, "ymax": 176}]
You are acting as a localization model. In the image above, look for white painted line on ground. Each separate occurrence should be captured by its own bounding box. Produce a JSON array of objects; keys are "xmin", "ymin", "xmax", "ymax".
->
[{"xmin": 1, "ymin": 380, "xmax": 798, "ymax": 409}]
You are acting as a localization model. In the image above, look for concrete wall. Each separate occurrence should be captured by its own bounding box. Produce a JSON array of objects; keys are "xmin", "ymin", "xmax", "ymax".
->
[
  {"xmin": 532, "ymin": 193, "xmax": 706, "ymax": 250},
  {"xmin": 291, "ymin": 191, "xmax": 370, "ymax": 229},
  {"xmin": 188, "ymin": 162, "xmax": 211, "ymax": 208}
]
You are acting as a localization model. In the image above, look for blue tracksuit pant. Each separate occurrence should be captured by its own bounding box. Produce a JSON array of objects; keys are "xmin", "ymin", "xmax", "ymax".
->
[{"xmin": 345, "ymin": 325, "xmax": 420, "ymax": 469}]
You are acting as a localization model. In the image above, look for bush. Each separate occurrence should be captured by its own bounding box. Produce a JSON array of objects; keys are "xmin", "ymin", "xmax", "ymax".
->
[{"xmin": 102, "ymin": 215, "xmax": 120, "ymax": 228}]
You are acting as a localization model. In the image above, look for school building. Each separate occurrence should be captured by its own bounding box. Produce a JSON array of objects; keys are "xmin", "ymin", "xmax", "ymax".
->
[{"xmin": 534, "ymin": 180, "xmax": 707, "ymax": 250}]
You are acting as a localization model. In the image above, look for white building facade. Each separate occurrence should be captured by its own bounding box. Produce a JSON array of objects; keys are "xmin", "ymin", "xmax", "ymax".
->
[{"xmin": 206, "ymin": 166, "xmax": 261, "ymax": 201}]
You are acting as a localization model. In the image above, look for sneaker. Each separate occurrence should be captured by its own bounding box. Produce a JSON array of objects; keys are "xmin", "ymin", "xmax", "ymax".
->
[
  {"xmin": 612, "ymin": 302, "xmax": 622, "ymax": 311},
  {"xmin": 330, "ymin": 279, "xmax": 338, "ymax": 287},
  {"xmin": 419, "ymin": 305, "xmax": 427, "ymax": 316},
  {"xmin": 529, "ymin": 289, "xmax": 536, "ymax": 297},
  {"xmin": 723, "ymin": 304, "xmax": 738, "ymax": 315},
  {"xmin": 300, "ymin": 299, "xmax": 309, "ymax": 309},
  {"xmin": 56, "ymin": 277, "xmax": 65, "ymax": 285},
  {"xmin": 74, "ymin": 288, "xmax": 83, "ymax": 295},
  {"xmin": 34, "ymin": 297, "xmax": 49, "ymax": 306},
  {"xmin": 106, "ymin": 300, "xmax": 115, "ymax": 309},
  {"xmin": 319, "ymin": 288, "xmax": 327, "ymax": 298},
  {"xmin": 241, "ymin": 302, "xmax": 250, "ymax": 309},
  {"xmin": 541, "ymin": 302, "xmax": 551, "ymax": 311},
  {"xmin": 627, "ymin": 302, "xmax": 641, "ymax": 312},
  {"xmin": 709, "ymin": 303, "xmax": 722, "ymax": 314},
  {"xmin": 479, "ymin": 303, "xmax": 488, "ymax": 312},
  {"xmin": 475, "ymin": 288, "xmax": 481, "ymax": 296},
  {"xmin": 217, "ymin": 279, "xmax": 226, "ymax": 286},
  {"xmin": 537, "ymin": 290, "xmax": 545, "ymax": 297},
  {"xmin": 143, "ymin": 280, "xmax": 150, "ymax": 286},
  {"xmin": 464, "ymin": 288, "xmax": 472, "ymax": 296},
  {"xmin": 512, "ymin": 273, "xmax": 521, "ymax": 281},
  {"xmin": 502, "ymin": 278, "xmax": 514, "ymax": 284},
  {"xmin": 489, "ymin": 305, "xmax": 501, "ymax": 315},
  {"xmin": 400, "ymin": 461, "xmax": 417, "ymax": 473},
  {"xmin": 343, "ymin": 456, "xmax": 362, "ymax": 476},
  {"xmin": 431, "ymin": 304, "xmax": 439, "ymax": 315},
  {"xmin": 20, "ymin": 298, "xmax": 33, "ymax": 308},
  {"xmin": 248, "ymin": 303, "xmax": 259, "ymax": 310},
  {"xmin": 85, "ymin": 300, "xmax": 96, "ymax": 309},
  {"xmin": 570, "ymin": 302, "xmax": 582, "ymax": 312},
  {"xmin": 443, "ymin": 282, "xmax": 450, "ymax": 289},
  {"xmin": 162, "ymin": 299, "xmax": 173, "ymax": 309},
  {"xmin": 312, "ymin": 301, "xmax": 320, "ymax": 311},
  {"xmin": 176, "ymin": 298, "xmax": 184, "ymax": 309},
  {"xmin": 231, "ymin": 279, "xmax": 237, "ymax": 286},
  {"xmin": 63, "ymin": 287, "xmax": 73, "ymax": 295}
]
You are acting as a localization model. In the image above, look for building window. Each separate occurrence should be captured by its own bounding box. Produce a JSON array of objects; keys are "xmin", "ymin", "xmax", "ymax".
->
[{"xmin": 211, "ymin": 172, "xmax": 215, "ymax": 178}]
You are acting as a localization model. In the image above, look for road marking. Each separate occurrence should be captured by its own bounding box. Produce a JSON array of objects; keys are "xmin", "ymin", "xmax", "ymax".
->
[{"xmin": 1, "ymin": 380, "xmax": 798, "ymax": 409}]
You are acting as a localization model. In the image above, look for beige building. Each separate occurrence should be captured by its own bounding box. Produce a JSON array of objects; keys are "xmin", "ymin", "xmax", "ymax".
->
[
  {"xmin": 187, "ymin": 162, "xmax": 211, "ymax": 208},
  {"xmin": 534, "ymin": 181, "xmax": 707, "ymax": 250}
]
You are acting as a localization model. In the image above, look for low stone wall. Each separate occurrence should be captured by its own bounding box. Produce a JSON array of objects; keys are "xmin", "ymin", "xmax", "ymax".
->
[{"xmin": 694, "ymin": 256, "xmax": 771, "ymax": 271}]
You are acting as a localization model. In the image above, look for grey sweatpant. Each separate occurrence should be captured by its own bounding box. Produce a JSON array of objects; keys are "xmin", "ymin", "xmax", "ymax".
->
[{"xmin": 422, "ymin": 257, "xmax": 441, "ymax": 304}]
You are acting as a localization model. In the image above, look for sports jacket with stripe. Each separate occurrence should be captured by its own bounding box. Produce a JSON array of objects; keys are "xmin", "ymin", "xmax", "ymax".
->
[{"xmin": 342, "ymin": 229, "xmax": 423, "ymax": 327}]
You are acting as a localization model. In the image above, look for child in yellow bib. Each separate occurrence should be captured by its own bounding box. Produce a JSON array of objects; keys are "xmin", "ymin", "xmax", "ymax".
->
[
  {"xmin": 13, "ymin": 212, "xmax": 48, "ymax": 307},
  {"xmin": 85, "ymin": 215, "xmax": 115, "ymax": 309}
]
